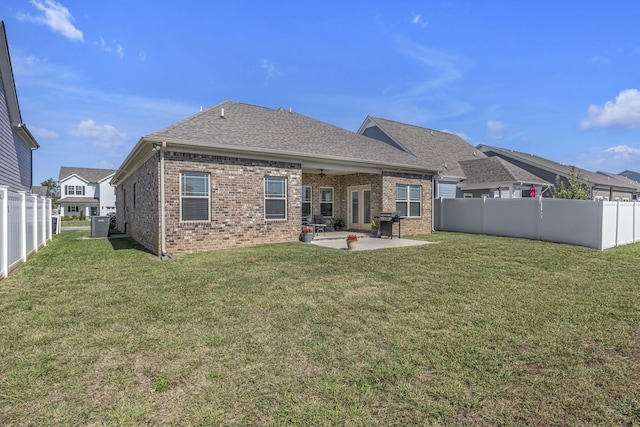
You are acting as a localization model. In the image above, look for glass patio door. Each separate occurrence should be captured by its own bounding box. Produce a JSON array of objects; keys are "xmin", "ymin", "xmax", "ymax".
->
[{"xmin": 348, "ymin": 185, "xmax": 371, "ymax": 230}]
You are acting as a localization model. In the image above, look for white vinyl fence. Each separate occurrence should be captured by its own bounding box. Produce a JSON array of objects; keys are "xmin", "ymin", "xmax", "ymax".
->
[
  {"xmin": 434, "ymin": 197, "xmax": 640, "ymax": 250},
  {"xmin": 0, "ymin": 187, "xmax": 52, "ymax": 278}
]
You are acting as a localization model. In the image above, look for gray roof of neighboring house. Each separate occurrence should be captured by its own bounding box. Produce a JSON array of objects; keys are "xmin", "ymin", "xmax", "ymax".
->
[
  {"xmin": 145, "ymin": 101, "xmax": 439, "ymax": 171},
  {"xmin": 361, "ymin": 117, "xmax": 484, "ymax": 179},
  {"xmin": 30, "ymin": 185, "xmax": 48, "ymax": 197},
  {"xmin": 596, "ymin": 171, "xmax": 640, "ymax": 192},
  {"xmin": 477, "ymin": 144, "xmax": 639, "ymax": 190},
  {"xmin": 59, "ymin": 167, "xmax": 116, "ymax": 183},
  {"xmin": 619, "ymin": 170, "xmax": 640, "ymax": 183},
  {"xmin": 459, "ymin": 157, "xmax": 552, "ymax": 186}
]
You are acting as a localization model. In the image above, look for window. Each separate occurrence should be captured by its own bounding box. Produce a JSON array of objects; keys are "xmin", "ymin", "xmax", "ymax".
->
[
  {"xmin": 265, "ymin": 177, "xmax": 287, "ymax": 220},
  {"xmin": 396, "ymin": 184, "xmax": 421, "ymax": 217},
  {"xmin": 302, "ymin": 186, "xmax": 312, "ymax": 218},
  {"xmin": 67, "ymin": 206, "xmax": 79, "ymax": 213},
  {"xmin": 464, "ymin": 193, "xmax": 473, "ymax": 199},
  {"xmin": 181, "ymin": 172, "xmax": 210, "ymax": 221},
  {"xmin": 65, "ymin": 185, "xmax": 85, "ymax": 196},
  {"xmin": 320, "ymin": 187, "xmax": 333, "ymax": 217},
  {"xmin": 133, "ymin": 183, "xmax": 137, "ymax": 208}
]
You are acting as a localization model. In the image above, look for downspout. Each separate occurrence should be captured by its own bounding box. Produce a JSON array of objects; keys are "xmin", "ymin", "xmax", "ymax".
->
[{"xmin": 159, "ymin": 141, "xmax": 171, "ymax": 260}]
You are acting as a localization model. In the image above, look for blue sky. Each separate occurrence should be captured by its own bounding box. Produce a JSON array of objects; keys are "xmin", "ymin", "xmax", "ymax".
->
[{"xmin": 3, "ymin": 0, "xmax": 640, "ymax": 185}]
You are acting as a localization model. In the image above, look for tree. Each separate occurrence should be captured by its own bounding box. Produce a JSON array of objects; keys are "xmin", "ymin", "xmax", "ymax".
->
[
  {"xmin": 551, "ymin": 167, "xmax": 591, "ymax": 200},
  {"xmin": 41, "ymin": 178, "xmax": 60, "ymax": 207}
]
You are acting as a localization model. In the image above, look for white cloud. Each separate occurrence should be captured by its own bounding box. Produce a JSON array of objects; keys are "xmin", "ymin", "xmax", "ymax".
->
[
  {"xmin": 30, "ymin": 125, "xmax": 59, "ymax": 140},
  {"xmin": 411, "ymin": 13, "xmax": 428, "ymax": 28},
  {"xmin": 581, "ymin": 89, "xmax": 640, "ymax": 131},
  {"xmin": 605, "ymin": 145, "xmax": 640, "ymax": 157},
  {"xmin": 97, "ymin": 37, "xmax": 125, "ymax": 59},
  {"xmin": 260, "ymin": 59, "xmax": 283, "ymax": 80},
  {"xmin": 68, "ymin": 120, "xmax": 128, "ymax": 148},
  {"xmin": 17, "ymin": 0, "xmax": 83, "ymax": 42},
  {"xmin": 487, "ymin": 120, "xmax": 508, "ymax": 139}
]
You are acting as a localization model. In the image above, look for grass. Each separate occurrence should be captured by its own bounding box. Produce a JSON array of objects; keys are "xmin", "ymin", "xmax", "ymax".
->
[
  {"xmin": 60, "ymin": 219, "xmax": 90, "ymax": 227},
  {"xmin": 0, "ymin": 231, "xmax": 639, "ymax": 426}
]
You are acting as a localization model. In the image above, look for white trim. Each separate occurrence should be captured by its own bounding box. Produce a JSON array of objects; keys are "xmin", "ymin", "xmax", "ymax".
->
[
  {"xmin": 180, "ymin": 171, "xmax": 211, "ymax": 222},
  {"xmin": 319, "ymin": 186, "xmax": 334, "ymax": 218},
  {"xmin": 264, "ymin": 176, "xmax": 287, "ymax": 220}
]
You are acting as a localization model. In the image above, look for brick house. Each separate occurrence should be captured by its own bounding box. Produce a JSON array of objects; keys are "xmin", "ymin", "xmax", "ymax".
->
[{"xmin": 110, "ymin": 101, "xmax": 440, "ymax": 257}]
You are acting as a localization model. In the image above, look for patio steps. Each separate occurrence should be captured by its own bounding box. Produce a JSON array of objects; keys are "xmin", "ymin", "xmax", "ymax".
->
[{"xmin": 312, "ymin": 231, "xmax": 374, "ymax": 241}]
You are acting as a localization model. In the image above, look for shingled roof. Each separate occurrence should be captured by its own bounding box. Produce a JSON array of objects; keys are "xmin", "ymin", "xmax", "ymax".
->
[
  {"xmin": 459, "ymin": 157, "xmax": 551, "ymax": 186},
  {"xmin": 145, "ymin": 101, "xmax": 439, "ymax": 171},
  {"xmin": 478, "ymin": 144, "xmax": 639, "ymax": 190},
  {"xmin": 59, "ymin": 167, "xmax": 115, "ymax": 183},
  {"xmin": 359, "ymin": 117, "xmax": 485, "ymax": 179}
]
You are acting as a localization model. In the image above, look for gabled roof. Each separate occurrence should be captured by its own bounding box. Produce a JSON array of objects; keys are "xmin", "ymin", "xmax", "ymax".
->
[
  {"xmin": 477, "ymin": 144, "xmax": 639, "ymax": 190},
  {"xmin": 0, "ymin": 21, "xmax": 38, "ymax": 149},
  {"xmin": 459, "ymin": 157, "xmax": 551, "ymax": 187},
  {"xmin": 358, "ymin": 116, "xmax": 486, "ymax": 179},
  {"xmin": 113, "ymin": 101, "xmax": 441, "ymax": 185},
  {"xmin": 59, "ymin": 167, "xmax": 115, "ymax": 183},
  {"xmin": 148, "ymin": 101, "xmax": 437, "ymax": 169}
]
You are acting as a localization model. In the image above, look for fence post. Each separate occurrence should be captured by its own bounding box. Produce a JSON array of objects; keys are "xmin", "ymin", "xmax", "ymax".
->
[
  {"xmin": 46, "ymin": 198, "xmax": 52, "ymax": 242},
  {"xmin": 19, "ymin": 191, "xmax": 27, "ymax": 262},
  {"xmin": 481, "ymin": 196, "xmax": 487, "ymax": 234},
  {"xmin": 31, "ymin": 194, "xmax": 38, "ymax": 253},
  {"xmin": 537, "ymin": 196, "xmax": 543, "ymax": 241},
  {"xmin": 40, "ymin": 197, "xmax": 46, "ymax": 248},
  {"xmin": 0, "ymin": 187, "xmax": 7, "ymax": 278},
  {"xmin": 596, "ymin": 200, "xmax": 604, "ymax": 250}
]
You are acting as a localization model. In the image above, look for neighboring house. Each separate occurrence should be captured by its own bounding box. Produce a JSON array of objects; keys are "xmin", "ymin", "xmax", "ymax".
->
[
  {"xmin": 111, "ymin": 101, "xmax": 440, "ymax": 257},
  {"xmin": 620, "ymin": 170, "xmax": 640, "ymax": 186},
  {"xmin": 596, "ymin": 171, "xmax": 640, "ymax": 201},
  {"xmin": 477, "ymin": 144, "xmax": 639, "ymax": 201},
  {"xmin": 0, "ymin": 20, "xmax": 48, "ymax": 279},
  {"xmin": 0, "ymin": 20, "xmax": 39, "ymax": 192},
  {"xmin": 30, "ymin": 185, "xmax": 48, "ymax": 197},
  {"xmin": 358, "ymin": 117, "xmax": 550, "ymax": 198},
  {"xmin": 58, "ymin": 167, "xmax": 116, "ymax": 217},
  {"xmin": 457, "ymin": 157, "xmax": 551, "ymax": 198}
]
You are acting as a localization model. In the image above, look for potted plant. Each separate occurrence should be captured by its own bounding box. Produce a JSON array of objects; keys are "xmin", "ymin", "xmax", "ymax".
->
[
  {"xmin": 370, "ymin": 220, "xmax": 379, "ymax": 236},
  {"xmin": 301, "ymin": 226, "xmax": 314, "ymax": 243},
  {"xmin": 346, "ymin": 233, "xmax": 358, "ymax": 250},
  {"xmin": 332, "ymin": 218, "xmax": 345, "ymax": 231}
]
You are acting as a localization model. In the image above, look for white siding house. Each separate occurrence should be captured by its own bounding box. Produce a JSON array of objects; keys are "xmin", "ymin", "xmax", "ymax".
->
[{"xmin": 58, "ymin": 167, "xmax": 116, "ymax": 217}]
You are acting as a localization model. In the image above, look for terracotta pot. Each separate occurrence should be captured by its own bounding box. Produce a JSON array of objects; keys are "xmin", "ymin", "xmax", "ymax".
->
[{"xmin": 346, "ymin": 240, "xmax": 358, "ymax": 250}]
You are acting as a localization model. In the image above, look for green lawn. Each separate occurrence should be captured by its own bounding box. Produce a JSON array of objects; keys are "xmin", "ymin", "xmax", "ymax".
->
[
  {"xmin": 1, "ymin": 232, "xmax": 639, "ymax": 426},
  {"xmin": 60, "ymin": 219, "xmax": 90, "ymax": 227}
]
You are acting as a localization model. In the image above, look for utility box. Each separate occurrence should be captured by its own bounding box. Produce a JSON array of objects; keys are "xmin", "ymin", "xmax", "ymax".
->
[{"xmin": 91, "ymin": 216, "xmax": 110, "ymax": 238}]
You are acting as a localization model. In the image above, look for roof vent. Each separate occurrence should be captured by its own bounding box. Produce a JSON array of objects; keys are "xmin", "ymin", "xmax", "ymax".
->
[{"xmin": 220, "ymin": 108, "xmax": 225, "ymax": 118}]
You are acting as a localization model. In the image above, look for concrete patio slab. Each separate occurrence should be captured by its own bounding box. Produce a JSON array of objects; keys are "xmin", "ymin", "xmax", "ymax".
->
[{"xmin": 309, "ymin": 236, "xmax": 435, "ymax": 251}]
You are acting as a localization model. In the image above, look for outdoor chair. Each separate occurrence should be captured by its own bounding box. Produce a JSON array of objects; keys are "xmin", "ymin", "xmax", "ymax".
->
[{"xmin": 312, "ymin": 214, "xmax": 328, "ymax": 234}]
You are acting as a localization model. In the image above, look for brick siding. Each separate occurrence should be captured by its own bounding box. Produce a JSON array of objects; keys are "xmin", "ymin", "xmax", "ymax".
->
[
  {"xmin": 382, "ymin": 171, "xmax": 433, "ymax": 236},
  {"xmin": 117, "ymin": 153, "xmax": 432, "ymax": 256},
  {"xmin": 161, "ymin": 152, "xmax": 302, "ymax": 255},
  {"xmin": 115, "ymin": 154, "xmax": 161, "ymax": 254}
]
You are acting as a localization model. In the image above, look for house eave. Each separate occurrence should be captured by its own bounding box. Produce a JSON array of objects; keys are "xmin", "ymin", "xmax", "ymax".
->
[
  {"xmin": 13, "ymin": 123, "xmax": 39, "ymax": 149},
  {"xmin": 458, "ymin": 180, "xmax": 551, "ymax": 190},
  {"xmin": 112, "ymin": 136, "xmax": 440, "ymax": 186}
]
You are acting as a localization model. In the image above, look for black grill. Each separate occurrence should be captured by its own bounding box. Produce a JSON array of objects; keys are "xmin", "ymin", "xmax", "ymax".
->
[{"xmin": 378, "ymin": 211, "xmax": 402, "ymax": 238}]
